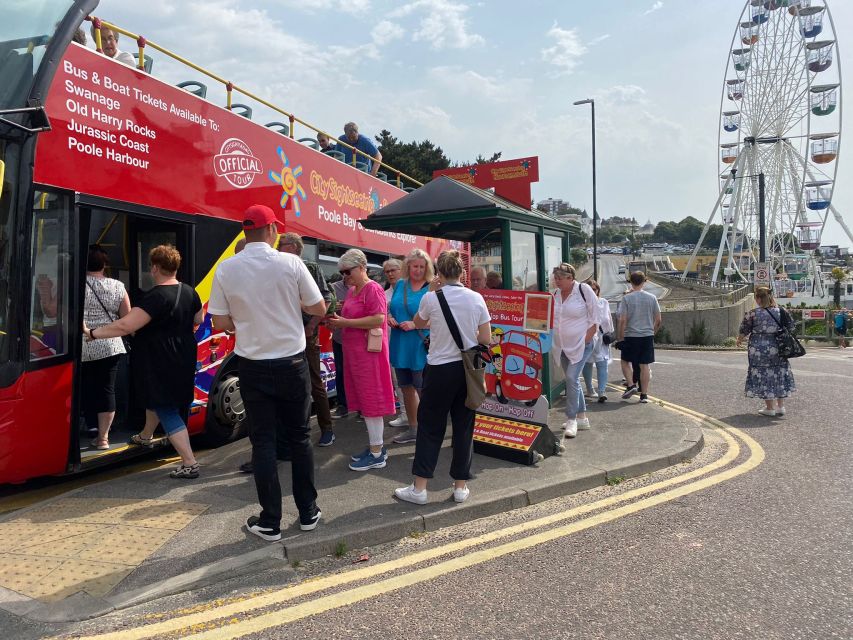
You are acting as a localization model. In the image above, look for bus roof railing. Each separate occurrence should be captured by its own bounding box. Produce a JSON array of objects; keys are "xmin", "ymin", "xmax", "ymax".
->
[{"xmin": 87, "ymin": 16, "xmax": 423, "ymax": 190}]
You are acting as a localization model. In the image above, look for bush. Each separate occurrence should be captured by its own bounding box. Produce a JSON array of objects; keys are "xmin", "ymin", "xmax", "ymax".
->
[
  {"xmin": 722, "ymin": 336, "xmax": 738, "ymax": 347},
  {"xmin": 654, "ymin": 327, "xmax": 673, "ymax": 344},
  {"xmin": 686, "ymin": 319, "xmax": 710, "ymax": 346}
]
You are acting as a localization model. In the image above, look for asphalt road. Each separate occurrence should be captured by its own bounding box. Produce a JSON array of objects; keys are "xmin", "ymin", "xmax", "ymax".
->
[
  {"xmin": 596, "ymin": 254, "xmax": 667, "ymax": 302},
  {"xmin": 15, "ymin": 346, "xmax": 849, "ymax": 640}
]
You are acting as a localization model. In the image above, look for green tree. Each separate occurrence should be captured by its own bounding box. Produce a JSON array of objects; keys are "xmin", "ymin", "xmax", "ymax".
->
[
  {"xmin": 831, "ymin": 267, "xmax": 848, "ymax": 308},
  {"xmin": 570, "ymin": 247, "xmax": 588, "ymax": 265},
  {"xmin": 375, "ymin": 130, "xmax": 502, "ymax": 185}
]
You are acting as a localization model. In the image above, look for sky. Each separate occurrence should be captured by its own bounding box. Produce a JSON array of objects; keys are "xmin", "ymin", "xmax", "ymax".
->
[{"xmin": 93, "ymin": 0, "xmax": 852, "ymax": 246}]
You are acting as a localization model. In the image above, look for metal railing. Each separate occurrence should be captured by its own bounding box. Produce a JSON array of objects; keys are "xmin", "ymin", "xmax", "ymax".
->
[{"xmin": 87, "ymin": 16, "xmax": 423, "ymax": 190}]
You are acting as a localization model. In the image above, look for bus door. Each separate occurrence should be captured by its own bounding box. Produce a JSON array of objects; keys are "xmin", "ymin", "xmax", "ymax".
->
[{"xmin": 127, "ymin": 217, "xmax": 194, "ymax": 302}]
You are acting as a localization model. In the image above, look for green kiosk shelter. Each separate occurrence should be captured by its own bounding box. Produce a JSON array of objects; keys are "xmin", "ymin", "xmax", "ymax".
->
[{"xmin": 361, "ymin": 176, "xmax": 576, "ymax": 401}]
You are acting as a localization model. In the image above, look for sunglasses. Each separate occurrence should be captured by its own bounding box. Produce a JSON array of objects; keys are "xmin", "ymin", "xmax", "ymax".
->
[{"xmin": 339, "ymin": 267, "xmax": 355, "ymax": 276}]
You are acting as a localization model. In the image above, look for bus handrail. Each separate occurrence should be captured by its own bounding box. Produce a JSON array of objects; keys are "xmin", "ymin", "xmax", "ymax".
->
[{"xmin": 87, "ymin": 16, "xmax": 423, "ymax": 190}]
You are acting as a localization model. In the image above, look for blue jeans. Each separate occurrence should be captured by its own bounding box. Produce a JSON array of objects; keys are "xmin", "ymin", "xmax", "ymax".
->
[
  {"xmin": 561, "ymin": 342, "xmax": 594, "ymax": 420},
  {"xmin": 582, "ymin": 359, "xmax": 609, "ymax": 396}
]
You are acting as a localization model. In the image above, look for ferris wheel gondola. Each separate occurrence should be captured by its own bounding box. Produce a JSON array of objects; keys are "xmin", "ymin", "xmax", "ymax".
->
[{"xmin": 686, "ymin": 0, "xmax": 845, "ymax": 298}]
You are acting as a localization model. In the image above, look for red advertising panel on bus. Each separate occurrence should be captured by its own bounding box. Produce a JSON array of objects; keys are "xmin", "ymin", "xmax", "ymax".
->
[{"xmin": 34, "ymin": 44, "xmax": 445, "ymax": 256}]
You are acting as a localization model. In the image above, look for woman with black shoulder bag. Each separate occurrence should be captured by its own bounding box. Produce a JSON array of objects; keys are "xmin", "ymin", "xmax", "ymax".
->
[
  {"xmin": 394, "ymin": 250, "xmax": 491, "ymax": 505},
  {"xmin": 81, "ymin": 244, "xmax": 131, "ymax": 450}
]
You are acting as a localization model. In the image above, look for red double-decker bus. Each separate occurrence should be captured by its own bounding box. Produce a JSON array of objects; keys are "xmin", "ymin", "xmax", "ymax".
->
[{"xmin": 0, "ymin": 1, "xmax": 450, "ymax": 483}]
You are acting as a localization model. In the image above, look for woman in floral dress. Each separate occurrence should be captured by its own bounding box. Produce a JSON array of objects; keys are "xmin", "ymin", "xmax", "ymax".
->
[{"xmin": 736, "ymin": 286, "xmax": 796, "ymax": 417}]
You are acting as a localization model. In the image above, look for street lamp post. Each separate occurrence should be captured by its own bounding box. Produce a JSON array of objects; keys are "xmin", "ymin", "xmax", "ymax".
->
[{"xmin": 574, "ymin": 98, "xmax": 597, "ymax": 281}]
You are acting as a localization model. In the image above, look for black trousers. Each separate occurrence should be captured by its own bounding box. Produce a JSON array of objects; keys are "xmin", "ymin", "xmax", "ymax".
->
[
  {"xmin": 332, "ymin": 339, "xmax": 347, "ymax": 409},
  {"xmin": 81, "ymin": 355, "xmax": 121, "ymax": 423},
  {"xmin": 239, "ymin": 355, "xmax": 317, "ymax": 527},
  {"xmin": 305, "ymin": 331, "xmax": 332, "ymax": 433},
  {"xmin": 412, "ymin": 361, "xmax": 474, "ymax": 481}
]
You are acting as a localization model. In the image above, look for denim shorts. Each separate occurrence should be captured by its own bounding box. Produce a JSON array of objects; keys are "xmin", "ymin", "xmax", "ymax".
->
[
  {"xmin": 151, "ymin": 406, "xmax": 187, "ymax": 435},
  {"xmin": 395, "ymin": 367, "xmax": 424, "ymax": 389}
]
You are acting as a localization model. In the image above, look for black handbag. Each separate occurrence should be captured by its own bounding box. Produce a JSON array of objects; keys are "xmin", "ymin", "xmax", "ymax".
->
[{"xmin": 764, "ymin": 307, "xmax": 805, "ymax": 359}]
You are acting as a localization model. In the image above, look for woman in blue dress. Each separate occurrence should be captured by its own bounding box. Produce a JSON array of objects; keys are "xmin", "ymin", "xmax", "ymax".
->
[
  {"xmin": 736, "ymin": 286, "xmax": 796, "ymax": 417},
  {"xmin": 388, "ymin": 249, "xmax": 433, "ymax": 444}
]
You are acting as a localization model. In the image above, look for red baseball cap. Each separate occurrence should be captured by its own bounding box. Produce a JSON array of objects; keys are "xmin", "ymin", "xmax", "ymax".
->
[{"xmin": 242, "ymin": 204, "xmax": 282, "ymax": 231}]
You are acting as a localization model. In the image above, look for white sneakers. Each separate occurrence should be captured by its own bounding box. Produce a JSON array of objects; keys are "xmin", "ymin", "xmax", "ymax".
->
[
  {"xmin": 389, "ymin": 415, "xmax": 409, "ymax": 428},
  {"xmin": 394, "ymin": 484, "xmax": 470, "ymax": 504},
  {"xmin": 776, "ymin": 406, "xmax": 786, "ymax": 416},
  {"xmin": 452, "ymin": 485, "xmax": 470, "ymax": 503},
  {"xmin": 562, "ymin": 417, "xmax": 590, "ymax": 437},
  {"xmin": 759, "ymin": 407, "xmax": 786, "ymax": 417},
  {"xmin": 394, "ymin": 484, "xmax": 427, "ymax": 504}
]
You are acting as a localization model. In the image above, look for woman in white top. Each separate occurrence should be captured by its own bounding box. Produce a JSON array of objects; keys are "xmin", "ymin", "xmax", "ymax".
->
[
  {"xmin": 82, "ymin": 245, "xmax": 130, "ymax": 449},
  {"xmin": 394, "ymin": 250, "xmax": 491, "ymax": 505},
  {"xmin": 551, "ymin": 263, "xmax": 598, "ymax": 438},
  {"xmin": 582, "ymin": 279, "xmax": 614, "ymax": 403}
]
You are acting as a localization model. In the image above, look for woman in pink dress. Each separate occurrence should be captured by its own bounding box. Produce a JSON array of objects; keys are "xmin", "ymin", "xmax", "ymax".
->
[{"xmin": 326, "ymin": 249, "xmax": 395, "ymax": 471}]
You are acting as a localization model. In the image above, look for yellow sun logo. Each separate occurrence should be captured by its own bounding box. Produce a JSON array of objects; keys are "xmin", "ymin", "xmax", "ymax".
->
[{"xmin": 268, "ymin": 146, "xmax": 307, "ymax": 216}]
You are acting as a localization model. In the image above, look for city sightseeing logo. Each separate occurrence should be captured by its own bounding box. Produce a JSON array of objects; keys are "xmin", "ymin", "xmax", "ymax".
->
[
  {"xmin": 369, "ymin": 189, "xmax": 381, "ymax": 212},
  {"xmin": 214, "ymin": 138, "xmax": 263, "ymax": 189},
  {"xmin": 269, "ymin": 146, "xmax": 307, "ymax": 216}
]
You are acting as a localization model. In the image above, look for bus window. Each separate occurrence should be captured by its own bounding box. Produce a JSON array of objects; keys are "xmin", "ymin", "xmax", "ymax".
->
[{"xmin": 30, "ymin": 190, "xmax": 71, "ymax": 361}]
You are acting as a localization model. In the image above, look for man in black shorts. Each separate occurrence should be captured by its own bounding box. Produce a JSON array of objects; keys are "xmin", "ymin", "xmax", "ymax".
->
[{"xmin": 616, "ymin": 272, "xmax": 661, "ymax": 403}]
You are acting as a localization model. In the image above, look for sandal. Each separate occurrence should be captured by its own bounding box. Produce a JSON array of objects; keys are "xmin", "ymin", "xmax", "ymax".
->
[
  {"xmin": 130, "ymin": 433, "xmax": 154, "ymax": 447},
  {"xmin": 169, "ymin": 463, "xmax": 199, "ymax": 479},
  {"xmin": 89, "ymin": 439, "xmax": 110, "ymax": 450}
]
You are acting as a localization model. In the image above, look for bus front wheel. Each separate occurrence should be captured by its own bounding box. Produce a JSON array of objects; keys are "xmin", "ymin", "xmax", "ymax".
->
[{"xmin": 204, "ymin": 373, "xmax": 247, "ymax": 446}]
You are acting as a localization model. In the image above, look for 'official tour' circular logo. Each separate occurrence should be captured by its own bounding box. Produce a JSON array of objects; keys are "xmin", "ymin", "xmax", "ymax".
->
[{"xmin": 214, "ymin": 138, "xmax": 263, "ymax": 189}]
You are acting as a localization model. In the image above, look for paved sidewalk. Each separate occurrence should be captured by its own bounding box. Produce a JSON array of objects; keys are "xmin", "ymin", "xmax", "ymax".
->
[{"xmin": 0, "ymin": 393, "xmax": 703, "ymax": 622}]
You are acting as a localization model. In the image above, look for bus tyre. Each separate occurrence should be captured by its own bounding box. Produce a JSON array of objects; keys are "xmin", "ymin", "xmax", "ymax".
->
[
  {"xmin": 204, "ymin": 374, "xmax": 247, "ymax": 446},
  {"xmin": 525, "ymin": 399, "xmax": 537, "ymax": 407},
  {"xmin": 495, "ymin": 382, "xmax": 509, "ymax": 404}
]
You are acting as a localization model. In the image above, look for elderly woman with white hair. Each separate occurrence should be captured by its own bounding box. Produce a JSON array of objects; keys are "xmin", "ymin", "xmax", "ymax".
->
[
  {"xmin": 326, "ymin": 249, "xmax": 395, "ymax": 471},
  {"xmin": 387, "ymin": 248, "xmax": 434, "ymax": 445}
]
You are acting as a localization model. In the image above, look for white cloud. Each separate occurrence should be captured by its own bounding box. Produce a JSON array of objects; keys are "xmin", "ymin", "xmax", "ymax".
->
[
  {"xmin": 427, "ymin": 66, "xmax": 532, "ymax": 103},
  {"xmin": 541, "ymin": 23, "xmax": 587, "ymax": 76},
  {"xmin": 390, "ymin": 0, "xmax": 484, "ymax": 49},
  {"xmin": 371, "ymin": 20, "xmax": 405, "ymax": 46},
  {"xmin": 644, "ymin": 2, "xmax": 664, "ymax": 16},
  {"xmin": 589, "ymin": 34, "xmax": 611, "ymax": 46},
  {"xmin": 273, "ymin": 0, "xmax": 371, "ymax": 14}
]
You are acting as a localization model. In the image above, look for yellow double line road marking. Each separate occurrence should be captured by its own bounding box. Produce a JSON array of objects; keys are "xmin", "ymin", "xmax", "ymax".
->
[{"xmin": 66, "ymin": 401, "xmax": 764, "ymax": 640}]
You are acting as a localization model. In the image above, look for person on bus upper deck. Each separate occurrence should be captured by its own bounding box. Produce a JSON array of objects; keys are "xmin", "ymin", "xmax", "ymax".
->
[
  {"xmin": 84, "ymin": 245, "xmax": 204, "ymax": 478},
  {"xmin": 469, "ymin": 267, "xmax": 486, "ymax": 293},
  {"xmin": 209, "ymin": 205, "xmax": 326, "ymax": 541},
  {"xmin": 279, "ymin": 232, "xmax": 337, "ymax": 448},
  {"xmin": 317, "ymin": 132, "xmax": 336, "ymax": 154},
  {"xmin": 338, "ymin": 122, "xmax": 382, "ymax": 177},
  {"xmin": 90, "ymin": 24, "xmax": 135, "ymax": 67}
]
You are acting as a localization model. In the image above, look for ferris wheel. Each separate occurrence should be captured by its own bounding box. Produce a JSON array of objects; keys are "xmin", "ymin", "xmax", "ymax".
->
[{"xmin": 688, "ymin": 0, "xmax": 845, "ymax": 296}]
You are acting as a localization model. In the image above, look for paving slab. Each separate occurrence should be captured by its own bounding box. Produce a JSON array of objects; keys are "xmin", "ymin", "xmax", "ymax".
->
[{"xmin": 0, "ymin": 393, "xmax": 703, "ymax": 622}]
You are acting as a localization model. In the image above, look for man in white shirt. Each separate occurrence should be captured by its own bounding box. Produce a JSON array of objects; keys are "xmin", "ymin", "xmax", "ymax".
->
[{"xmin": 209, "ymin": 205, "xmax": 326, "ymax": 541}]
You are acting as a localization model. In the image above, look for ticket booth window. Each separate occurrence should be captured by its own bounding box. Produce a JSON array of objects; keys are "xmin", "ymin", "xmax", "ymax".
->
[
  {"xmin": 543, "ymin": 235, "xmax": 563, "ymax": 289},
  {"xmin": 510, "ymin": 229, "xmax": 539, "ymax": 291}
]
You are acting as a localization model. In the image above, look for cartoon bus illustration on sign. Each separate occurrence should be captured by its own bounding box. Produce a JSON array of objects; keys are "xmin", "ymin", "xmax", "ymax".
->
[{"xmin": 485, "ymin": 330, "xmax": 543, "ymax": 406}]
